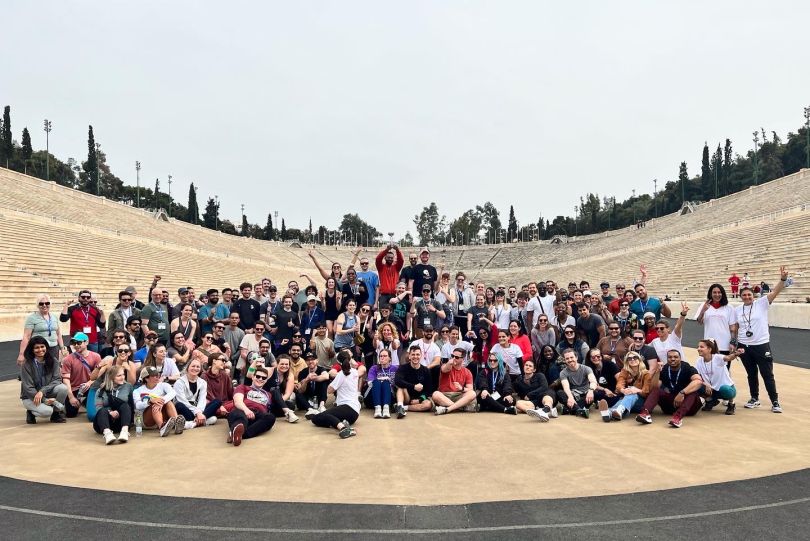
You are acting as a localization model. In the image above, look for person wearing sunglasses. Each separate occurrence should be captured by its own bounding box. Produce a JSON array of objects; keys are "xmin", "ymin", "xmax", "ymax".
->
[
  {"xmin": 134, "ymin": 366, "xmax": 185, "ymax": 437},
  {"xmin": 432, "ymin": 346, "xmax": 477, "ymax": 415},
  {"xmin": 107, "ymin": 290, "xmax": 141, "ymax": 335},
  {"xmin": 556, "ymin": 325, "xmax": 589, "ymax": 365},
  {"xmin": 225, "ymin": 365, "xmax": 278, "ymax": 446},
  {"xmin": 612, "ymin": 300, "xmax": 637, "ymax": 337},
  {"xmin": 61, "ymin": 332, "xmax": 103, "ymax": 418},
  {"xmin": 628, "ymin": 329, "xmax": 658, "ymax": 368},
  {"xmin": 97, "ymin": 341, "xmax": 138, "ymax": 385},
  {"xmin": 19, "ymin": 294, "xmax": 66, "ymax": 366},
  {"xmin": 596, "ymin": 323, "xmax": 633, "ymax": 368},
  {"xmin": 604, "ymin": 352, "xmax": 651, "ymax": 420},
  {"xmin": 60, "ymin": 289, "xmax": 105, "ymax": 353},
  {"xmin": 125, "ymin": 315, "xmax": 145, "ymax": 350},
  {"xmin": 650, "ymin": 302, "xmax": 688, "ymax": 368},
  {"xmin": 475, "ymin": 352, "xmax": 517, "ymax": 415},
  {"xmin": 134, "ymin": 332, "xmax": 160, "ymax": 363}
]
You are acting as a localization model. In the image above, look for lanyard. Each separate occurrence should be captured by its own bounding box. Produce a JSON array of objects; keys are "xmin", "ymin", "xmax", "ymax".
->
[
  {"xmin": 80, "ymin": 306, "xmax": 92, "ymax": 325},
  {"xmin": 741, "ymin": 304, "xmax": 753, "ymax": 331},
  {"xmin": 667, "ymin": 365, "xmax": 681, "ymax": 392},
  {"xmin": 638, "ymin": 299, "xmax": 648, "ymax": 314},
  {"xmin": 491, "ymin": 370, "xmax": 498, "ymax": 391},
  {"xmin": 609, "ymin": 340, "xmax": 618, "ymax": 354},
  {"xmin": 45, "ymin": 314, "xmax": 53, "ymax": 337}
]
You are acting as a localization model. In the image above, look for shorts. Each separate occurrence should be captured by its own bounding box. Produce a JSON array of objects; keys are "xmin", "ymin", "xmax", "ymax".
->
[
  {"xmin": 401, "ymin": 389, "xmax": 432, "ymax": 406},
  {"xmin": 442, "ymin": 392, "xmax": 464, "ymax": 403}
]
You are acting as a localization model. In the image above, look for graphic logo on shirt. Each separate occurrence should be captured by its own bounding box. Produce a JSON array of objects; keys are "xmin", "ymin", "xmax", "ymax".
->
[{"xmin": 246, "ymin": 389, "xmax": 269, "ymax": 406}]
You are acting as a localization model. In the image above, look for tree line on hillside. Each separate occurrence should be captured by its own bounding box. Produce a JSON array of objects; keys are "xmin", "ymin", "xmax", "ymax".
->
[{"xmin": 1, "ymin": 104, "xmax": 808, "ymax": 246}]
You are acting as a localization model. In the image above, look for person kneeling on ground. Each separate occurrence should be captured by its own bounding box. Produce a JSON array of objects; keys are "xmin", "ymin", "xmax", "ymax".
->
[
  {"xmin": 432, "ymin": 346, "xmax": 477, "ymax": 415},
  {"xmin": 475, "ymin": 351, "xmax": 517, "ymax": 414},
  {"xmin": 20, "ymin": 336, "xmax": 69, "ymax": 424},
  {"xmin": 557, "ymin": 349, "xmax": 597, "ymax": 419},
  {"xmin": 93, "ymin": 366, "xmax": 134, "ymax": 444},
  {"xmin": 367, "ymin": 349, "xmax": 398, "ymax": 419},
  {"xmin": 695, "ymin": 339, "xmax": 739, "ymax": 416},
  {"xmin": 134, "ymin": 366, "xmax": 185, "ymax": 437},
  {"xmin": 174, "ymin": 358, "xmax": 220, "ymax": 430},
  {"xmin": 515, "ymin": 359, "xmax": 558, "ymax": 421},
  {"xmin": 393, "ymin": 345, "xmax": 434, "ymax": 418},
  {"xmin": 226, "ymin": 366, "xmax": 277, "ymax": 446},
  {"xmin": 636, "ymin": 349, "xmax": 703, "ymax": 428},
  {"xmin": 310, "ymin": 350, "xmax": 365, "ymax": 438}
]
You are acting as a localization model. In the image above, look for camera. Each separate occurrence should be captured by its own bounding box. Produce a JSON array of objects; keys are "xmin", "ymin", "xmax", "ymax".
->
[{"xmin": 745, "ymin": 330, "xmax": 753, "ymax": 338}]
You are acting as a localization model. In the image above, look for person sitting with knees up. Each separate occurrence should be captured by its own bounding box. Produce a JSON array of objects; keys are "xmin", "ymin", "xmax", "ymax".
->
[
  {"xmin": 695, "ymin": 339, "xmax": 740, "ymax": 416},
  {"xmin": 297, "ymin": 351, "xmax": 330, "ymax": 418},
  {"xmin": 515, "ymin": 358, "xmax": 557, "ymax": 421},
  {"xmin": 432, "ymin": 345, "xmax": 477, "ymax": 415},
  {"xmin": 226, "ymin": 365, "xmax": 277, "ymax": 446},
  {"xmin": 174, "ymin": 358, "xmax": 220, "ymax": 431},
  {"xmin": 605, "ymin": 352, "xmax": 651, "ymax": 421},
  {"xmin": 393, "ymin": 345, "xmax": 434, "ymax": 418},
  {"xmin": 310, "ymin": 349, "xmax": 365, "ymax": 439},
  {"xmin": 20, "ymin": 336, "xmax": 69, "ymax": 424},
  {"xmin": 92, "ymin": 365, "xmax": 134, "ymax": 445},
  {"xmin": 557, "ymin": 348, "xmax": 597, "ymax": 419},
  {"xmin": 367, "ymin": 348, "xmax": 398, "ymax": 419},
  {"xmin": 133, "ymin": 366, "xmax": 185, "ymax": 437},
  {"xmin": 635, "ymin": 349, "xmax": 703, "ymax": 428},
  {"xmin": 475, "ymin": 351, "xmax": 517, "ymax": 415},
  {"xmin": 202, "ymin": 352, "xmax": 233, "ymax": 418}
]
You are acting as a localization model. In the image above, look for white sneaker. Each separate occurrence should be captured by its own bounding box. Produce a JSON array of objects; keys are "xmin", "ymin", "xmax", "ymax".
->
[
  {"xmin": 305, "ymin": 407, "xmax": 319, "ymax": 419},
  {"xmin": 103, "ymin": 429, "xmax": 116, "ymax": 445},
  {"xmin": 526, "ymin": 408, "xmax": 550, "ymax": 422},
  {"xmin": 117, "ymin": 426, "xmax": 129, "ymax": 443},
  {"xmin": 159, "ymin": 417, "xmax": 175, "ymax": 437},
  {"xmin": 184, "ymin": 421, "xmax": 196, "ymax": 430},
  {"xmin": 205, "ymin": 416, "xmax": 217, "ymax": 426},
  {"xmin": 374, "ymin": 406, "xmax": 382, "ymax": 418},
  {"xmin": 318, "ymin": 403, "xmax": 326, "ymax": 413},
  {"xmin": 550, "ymin": 405, "xmax": 559, "ymax": 418},
  {"xmin": 434, "ymin": 406, "xmax": 448, "ymax": 415},
  {"xmin": 382, "ymin": 405, "xmax": 391, "ymax": 419},
  {"xmin": 285, "ymin": 411, "xmax": 299, "ymax": 423}
]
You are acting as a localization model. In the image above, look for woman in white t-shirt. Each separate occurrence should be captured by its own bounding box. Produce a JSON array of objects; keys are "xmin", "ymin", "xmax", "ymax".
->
[
  {"xmin": 734, "ymin": 266, "xmax": 788, "ymax": 413},
  {"xmin": 310, "ymin": 350, "xmax": 366, "ymax": 438},
  {"xmin": 695, "ymin": 339, "xmax": 741, "ymax": 415},
  {"xmin": 490, "ymin": 292, "xmax": 512, "ymax": 330},
  {"xmin": 490, "ymin": 330, "xmax": 524, "ymax": 381},
  {"xmin": 696, "ymin": 284, "xmax": 738, "ymax": 356},
  {"xmin": 650, "ymin": 302, "xmax": 688, "ymax": 366}
]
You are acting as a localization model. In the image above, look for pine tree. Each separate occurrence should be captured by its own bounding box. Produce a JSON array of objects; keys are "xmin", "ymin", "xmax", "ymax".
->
[
  {"xmin": 186, "ymin": 183, "xmax": 199, "ymax": 224},
  {"xmin": 264, "ymin": 213, "xmax": 274, "ymax": 240},
  {"xmin": 2, "ymin": 106, "xmax": 12, "ymax": 165},
  {"xmin": 507, "ymin": 205, "xmax": 517, "ymax": 242},
  {"xmin": 280, "ymin": 218, "xmax": 287, "ymax": 241},
  {"xmin": 241, "ymin": 214, "xmax": 249, "ymax": 237},
  {"xmin": 21, "ymin": 127, "xmax": 33, "ymax": 171},
  {"xmin": 80, "ymin": 126, "xmax": 98, "ymax": 194},
  {"xmin": 202, "ymin": 197, "xmax": 218, "ymax": 229}
]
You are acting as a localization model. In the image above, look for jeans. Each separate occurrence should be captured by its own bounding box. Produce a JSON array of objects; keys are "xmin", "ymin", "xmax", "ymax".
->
[
  {"xmin": 22, "ymin": 384, "xmax": 68, "ymax": 418},
  {"xmin": 371, "ymin": 379, "xmax": 393, "ymax": 407},
  {"xmin": 176, "ymin": 399, "xmax": 222, "ymax": 421},
  {"xmin": 610, "ymin": 393, "xmax": 642, "ymax": 414},
  {"xmin": 93, "ymin": 402, "xmax": 133, "ymax": 433},
  {"xmin": 740, "ymin": 342, "xmax": 778, "ymax": 401}
]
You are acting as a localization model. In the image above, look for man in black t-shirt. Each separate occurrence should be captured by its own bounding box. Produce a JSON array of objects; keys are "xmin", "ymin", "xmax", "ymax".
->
[
  {"xmin": 399, "ymin": 252, "xmax": 419, "ymax": 292},
  {"xmin": 410, "ymin": 249, "xmax": 437, "ymax": 297},
  {"xmin": 636, "ymin": 350, "xmax": 703, "ymax": 428},
  {"xmin": 232, "ymin": 282, "xmax": 261, "ymax": 331}
]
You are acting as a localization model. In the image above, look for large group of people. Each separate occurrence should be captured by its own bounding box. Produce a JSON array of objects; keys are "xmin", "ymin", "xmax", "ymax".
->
[{"xmin": 17, "ymin": 243, "xmax": 791, "ymax": 445}]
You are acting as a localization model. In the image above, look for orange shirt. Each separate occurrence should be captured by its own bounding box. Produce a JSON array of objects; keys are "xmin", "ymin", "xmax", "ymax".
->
[{"xmin": 438, "ymin": 365, "xmax": 473, "ymax": 393}]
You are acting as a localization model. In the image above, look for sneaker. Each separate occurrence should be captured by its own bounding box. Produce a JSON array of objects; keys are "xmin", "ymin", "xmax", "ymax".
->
[
  {"xmin": 635, "ymin": 410, "xmax": 653, "ymax": 424},
  {"xmin": 725, "ymin": 403, "xmax": 736, "ymax": 415},
  {"xmin": 205, "ymin": 416, "xmax": 218, "ymax": 426},
  {"xmin": 50, "ymin": 411, "xmax": 66, "ymax": 423},
  {"xmin": 548, "ymin": 405, "xmax": 559, "ymax": 419},
  {"xmin": 103, "ymin": 429, "xmax": 116, "ymax": 445},
  {"xmin": 702, "ymin": 398, "xmax": 720, "ymax": 411},
  {"xmin": 396, "ymin": 404, "xmax": 407, "ymax": 419},
  {"xmin": 159, "ymin": 417, "xmax": 175, "ymax": 437},
  {"xmin": 382, "ymin": 405, "xmax": 391, "ymax": 419},
  {"xmin": 117, "ymin": 426, "xmax": 129, "ymax": 443},
  {"xmin": 744, "ymin": 398, "xmax": 761, "ymax": 409},
  {"xmin": 338, "ymin": 424, "xmax": 355, "ymax": 439},
  {"xmin": 305, "ymin": 407, "xmax": 319, "ymax": 420},
  {"xmin": 610, "ymin": 407, "xmax": 624, "ymax": 421},
  {"xmin": 318, "ymin": 403, "xmax": 326, "ymax": 413},
  {"xmin": 374, "ymin": 406, "xmax": 382, "ymax": 419},
  {"xmin": 526, "ymin": 408, "xmax": 550, "ymax": 422},
  {"xmin": 434, "ymin": 405, "xmax": 448, "ymax": 415},
  {"xmin": 174, "ymin": 416, "xmax": 186, "ymax": 435},
  {"xmin": 285, "ymin": 411, "xmax": 299, "ymax": 423},
  {"xmin": 504, "ymin": 405, "xmax": 517, "ymax": 415},
  {"xmin": 576, "ymin": 407, "xmax": 589, "ymax": 419},
  {"xmin": 26, "ymin": 411, "xmax": 36, "ymax": 424},
  {"xmin": 598, "ymin": 399, "xmax": 610, "ymax": 423},
  {"xmin": 668, "ymin": 415, "xmax": 683, "ymax": 428},
  {"xmin": 184, "ymin": 421, "xmax": 196, "ymax": 430},
  {"xmin": 231, "ymin": 423, "xmax": 245, "ymax": 446},
  {"xmin": 772, "ymin": 401, "xmax": 783, "ymax": 413}
]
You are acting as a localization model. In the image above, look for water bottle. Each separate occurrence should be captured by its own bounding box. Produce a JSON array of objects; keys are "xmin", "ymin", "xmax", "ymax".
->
[{"xmin": 135, "ymin": 410, "xmax": 143, "ymax": 437}]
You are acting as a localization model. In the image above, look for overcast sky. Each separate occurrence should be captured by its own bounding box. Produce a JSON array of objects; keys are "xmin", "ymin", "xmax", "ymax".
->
[{"xmin": 3, "ymin": 1, "xmax": 809, "ymax": 239}]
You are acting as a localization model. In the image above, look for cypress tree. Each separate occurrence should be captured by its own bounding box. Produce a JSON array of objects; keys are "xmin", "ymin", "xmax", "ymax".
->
[{"xmin": 186, "ymin": 183, "xmax": 199, "ymax": 224}]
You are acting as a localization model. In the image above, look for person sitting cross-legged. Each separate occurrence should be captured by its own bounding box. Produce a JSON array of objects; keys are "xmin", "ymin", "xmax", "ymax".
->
[
  {"xmin": 393, "ymin": 345, "xmax": 434, "ymax": 418},
  {"xmin": 475, "ymin": 351, "xmax": 517, "ymax": 415},
  {"xmin": 226, "ymin": 365, "xmax": 277, "ymax": 446},
  {"xmin": 432, "ymin": 346, "xmax": 477, "ymax": 415},
  {"xmin": 515, "ymin": 358, "xmax": 557, "ymax": 422},
  {"xmin": 556, "ymin": 348, "xmax": 597, "ymax": 419},
  {"xmin": 636, "ymin": 349, "xmax": 703, "ymax": 428}
]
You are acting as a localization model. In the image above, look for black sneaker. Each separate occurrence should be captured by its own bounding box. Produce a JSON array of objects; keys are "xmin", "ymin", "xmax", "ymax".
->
[
  {"xmin": 50, "ymin": 411, "xmax": 66, "ymax": 423},
  {"xmin": 396, "ymin": 405, "xmax": 407, "ymax": 419},
  {"xmin": 702, "ymin": 398, "xmax": 720, "ymax": 411},
  {"xmin": 725, "ymin": 403, "xmax": 736, "ymax": 415},
  {"xmin": 504, "ymin": 406, "xmax": 517, "ymax": 415},
  {"xmin": 26, "ymin": 411, "xmax": 36, "ymax": 424},
  {"xmin": 744, "ymin": 398, "xmax": 761, "ymax": 409},
  {"xmin": 771, "ymin": 401, "xmax": 783, "ymax": 413}
]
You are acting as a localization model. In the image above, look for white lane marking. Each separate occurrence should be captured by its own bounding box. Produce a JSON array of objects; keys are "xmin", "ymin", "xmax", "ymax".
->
[{"xmin": 1, "ymin": 496, "xmax": 809, "ymax": 534}]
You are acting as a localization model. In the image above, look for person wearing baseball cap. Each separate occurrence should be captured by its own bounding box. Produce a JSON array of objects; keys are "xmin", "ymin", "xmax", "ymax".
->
[
  {"xmin": 301, "ymin": 294, "xmax": 326, "ymax": 338},
  {"xmin": 599, "ymin": 282, "xmax": 615, "ymax": 304},
  {"xmin": 133, "ymin": 365, "xmax": 185, "ymax": 437},
  {"xmin": 408, "ymin": 249, "xmax": 437, "ymax": 296},
  {"xmin": 61, "ymin": 332, "xmax": 102, "ymax": 418},
  {"xmin": 411, "ymin": 285, "xmax": 445, "ymax": 339}
]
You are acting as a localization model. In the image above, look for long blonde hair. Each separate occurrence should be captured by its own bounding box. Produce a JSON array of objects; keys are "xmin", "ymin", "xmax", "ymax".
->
[
  {"xmin": 621, "ymin": 352, "xmax": 647, "ymax": 383},
  {"xmin": 102, "ymin": 365, "xmax": 124, "ymax": 392}
]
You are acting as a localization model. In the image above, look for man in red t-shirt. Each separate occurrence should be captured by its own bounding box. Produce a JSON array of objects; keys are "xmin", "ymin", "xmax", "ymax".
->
[
  {"xmin": 431, "ymin": 347, "xmax": 477, "ymax": 415},
  {"xmin": 376, "ymin": 244, "xmax": 404, "ymax": 308},
  {"xmin": 226, "ymin": 366, "xmax": 276, "ymax": 446},
  {"xmin": 60, "ymin": 289, "xmax": 105, "ymax": 353},
  {"xmin": 728, "ymin": 273, "xmax": 740, "ymax": 298}
]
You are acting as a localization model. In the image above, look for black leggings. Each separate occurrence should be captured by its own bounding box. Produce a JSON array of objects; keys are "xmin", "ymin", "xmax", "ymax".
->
[
  {"xmin": 477, "ymin": 394, "xmax": 510, "ymax": 412},
  {"xmin": 227, "ymin": 409, "xmax": 276, "ymax": 439},
  {"xmin": 93, "ymin": 403, "xmax": 133, "ymax": 434},
  {"xmin": 311, "ymin": 404, "xmax": 358, "ymax": 429},
  {"xmin": 295, "ymin": 381, "xmax": 328, "ymax": 410}
]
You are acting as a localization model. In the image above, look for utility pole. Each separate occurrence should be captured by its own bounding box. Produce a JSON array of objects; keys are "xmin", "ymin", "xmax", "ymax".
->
[
  {"xmin": 95, "ymin": 142, "xmax": 101, "ymax": 195},
  {"xmin": 653, "ymin": 179, "xmax": 658, "ymax": 218},
  {"xmin": 135, "ymin": 161, "xmax": 141, "ymax": 208},
  {"xmin": 573, "ymin": 205, "xmax": 578, "ymax": 236},
  {"xmin": 167, "ymin": 174, "xmax": 173, "ymax": 216},
  {"xmin": 632, "ymin": 189, "xmax": 636, "ymax": 224},
  {"xmin": 804, "ymin": 106, "xmax": 810, "ymax": 169},
  {"xmin": 43, "ymin": 119, "xmax": 52, "ymax": 181},
  {"xmin": 214, "ymin": 195, "xmax": 219, "ymax": 231}
]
